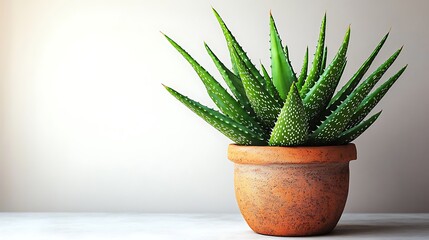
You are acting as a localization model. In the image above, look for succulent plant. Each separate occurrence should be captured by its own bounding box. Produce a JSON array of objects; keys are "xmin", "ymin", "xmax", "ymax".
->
[{"xmin": 163, "ymin": 8, "xmax": 407, "ymax": 146}]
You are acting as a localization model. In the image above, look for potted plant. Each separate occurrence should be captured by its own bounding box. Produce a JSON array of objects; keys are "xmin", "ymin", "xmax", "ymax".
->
[{"xmin": 162, "ymin": 8, "xmax": 406, "ymax": 236}]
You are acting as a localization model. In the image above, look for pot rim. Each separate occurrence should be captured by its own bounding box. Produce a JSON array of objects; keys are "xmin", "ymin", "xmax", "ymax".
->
[{"xmin": 228, "ymin": 143, "xmax": 357, "ymax": 165}]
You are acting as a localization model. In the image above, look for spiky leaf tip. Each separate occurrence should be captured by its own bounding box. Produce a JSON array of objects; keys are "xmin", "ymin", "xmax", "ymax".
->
[
  {"xmin": 163, "ymin": 34, "xmax": 265, "ymax": 135},
  {"xmin": 163, "ymin": 85, "xmax": 267, "ymax": 145},
  {"xmin": 270, "ymin": 13, "xmax": 297, "ymax": 100},
  {"xmin": 328, "ymin": 31, "xmax": 390, "ymax": 110},
  {"xmin": 335, "ymin": 111, "xmax": 382, "ymax": 145},
  {"xmin": 311, "ymin": 31, "xmax": 391, "ymax": 130},
  {"xmin": 308, "ymin": 47, "xmax": 403, "ymax": 145},
  {"xmin": 296, "ymin": 47, "xmax": 309, "ymax": 91},
  {"xmin": 300, "ymin": 13, "xmax": 327, "ymax": 98},
  {"xmin": 204, "ymin": 43, "xmax": 253, "ymax": 114},
  {"xmin": 269, "ymin": 83, "xmax": 308, "ymax": 146},
  {"xmin": 303, "ymin": 27, "xmax": 350, "ymax": 120},
  {"xmin": 261, "ymin": 62, "xmax": 282, "ymax": 104},
  {"xmin": 346, "ymin": 65, "xmax": 407, "ymax": 128},
  {"xmin": 212, "ymin": 8, "xmax": 266, "ymax": 87}
]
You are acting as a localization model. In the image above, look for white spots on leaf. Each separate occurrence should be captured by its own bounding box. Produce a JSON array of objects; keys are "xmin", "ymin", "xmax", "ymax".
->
[{"xmin": 269, "ymin": 86, "xmax": 308, "ymax": 146}]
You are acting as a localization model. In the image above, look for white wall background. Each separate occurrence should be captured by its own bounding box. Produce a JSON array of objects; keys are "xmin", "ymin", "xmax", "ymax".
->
[{"xmin": 0, "ymin": 0, "xmax": 428, "ymax": 212}]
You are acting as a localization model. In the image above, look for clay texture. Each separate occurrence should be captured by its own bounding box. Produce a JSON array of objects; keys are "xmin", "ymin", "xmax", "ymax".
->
[{"xmin": 228, "ymin": 144, "xmax": 357, "ymax": 236}]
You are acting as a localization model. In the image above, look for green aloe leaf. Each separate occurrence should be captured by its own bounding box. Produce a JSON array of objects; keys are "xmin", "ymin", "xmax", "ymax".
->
[
  {"xmin": 346, "ymin": 65, "xmax": 407, "ymax": 129},
  {"xmin": 300, "ymin": 13, "xmax": 327, "ymax": 98},
  {"xmin": 328, "ymin": 32, "xmax": 390, "ymax": 110},
  {"xmin": 296, "ymin": 47, "xmax": 309, "ymax": 91},
  {"xmin": 212, "ymin": 8, "xmax": 266, "ymax": 87},
  {"xmin": 164, "ymin": 85, "xmax": 267, "ymax": 145},
  {"xmin": 232, "ymin": 47, "xmax": 282, "ymax": 128},
  {"xmin": 308, "ymin": 47, "xmax": 403, "ymax": 145},
  {"xmin": 303, "ymin": 27, "xmax": 350, "ymax": 120},
  {"xmin": 269, "ymin": 83, "xmax": 309, "ymax": 146},
  {"xmin": 261, "ymin": 62, "xmax": 282, "ymax": 104},
  {"xmin": 310, "ymin": 32, "xmax": 391, "ymax": 130},
  {"xmin": 270, "ymin": 14, "xmax": 297, "ymax": 100},
  {"xmin": 309, "ymin": 59, "xmax": 347, "ymax": 131},
  {"xmin": 320, "ymin": 46, "xmax": 328, "ymax": 73},
  {"xmin": 338, "ymin": 59, "xmax": 347, "ymax": 81},
  {"xmin": 164, "ymin": 34, "xmax": 265, "ymax": 135},
  {"xmin": 335, "ymin": 111, "xmax": 382, "ymax": 145},
  {"xmin": 204, "ymin": 43, "xmax": 253, "ymax": 114}
]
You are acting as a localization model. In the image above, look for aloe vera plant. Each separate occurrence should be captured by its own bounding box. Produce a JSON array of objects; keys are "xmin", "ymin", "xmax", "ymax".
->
[{"xmin": 163, "ymin": 9, "xmax": 406, "ymax": 146}]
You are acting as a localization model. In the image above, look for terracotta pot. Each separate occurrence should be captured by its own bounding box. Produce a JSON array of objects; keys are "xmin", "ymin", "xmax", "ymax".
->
[{"xmin": 228, "ymin": 144, "xmax": 357, "ymax": 236}]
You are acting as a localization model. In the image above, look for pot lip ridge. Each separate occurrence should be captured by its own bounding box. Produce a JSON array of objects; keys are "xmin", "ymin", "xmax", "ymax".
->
[{"xmin": 228, "ymin": 143, "xmax": 357, "ymax": 165}]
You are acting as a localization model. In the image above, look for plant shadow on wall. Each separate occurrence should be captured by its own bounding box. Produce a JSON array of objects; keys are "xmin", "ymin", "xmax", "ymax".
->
[{"xmin": 162, "ymin": 7, "xmax": 406, "ymax": 237}]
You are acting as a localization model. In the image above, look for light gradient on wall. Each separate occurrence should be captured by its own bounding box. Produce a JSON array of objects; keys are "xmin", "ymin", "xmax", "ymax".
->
[{"xmin": 0, "ymin": 0, "xmax": 428, "ymax": 212}]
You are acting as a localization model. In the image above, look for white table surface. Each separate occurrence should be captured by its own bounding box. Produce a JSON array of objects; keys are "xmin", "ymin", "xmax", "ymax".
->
[{"xmin": 0, "ymin": 213, "xmax": 427, "ymax": 240}]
